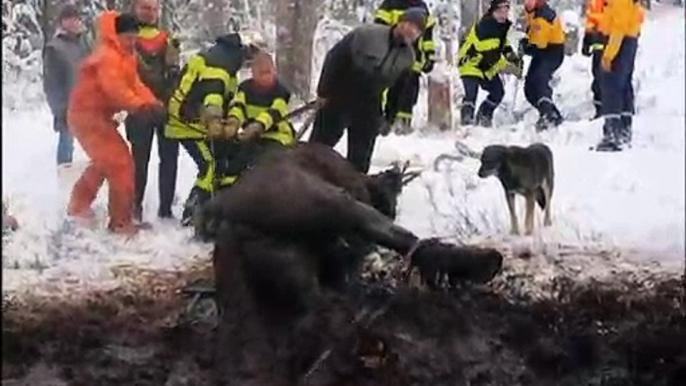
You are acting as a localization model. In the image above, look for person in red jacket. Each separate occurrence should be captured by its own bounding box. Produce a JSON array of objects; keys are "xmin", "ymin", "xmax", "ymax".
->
[{"xmin": 66, "ymin": 11, "xmax": 163, "ymax": 236}]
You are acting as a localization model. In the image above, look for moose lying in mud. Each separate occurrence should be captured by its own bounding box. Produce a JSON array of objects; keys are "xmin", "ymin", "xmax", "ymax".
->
[{"xmin": 195, "ymin": 142, "xmax": 503, "ymax": 385}]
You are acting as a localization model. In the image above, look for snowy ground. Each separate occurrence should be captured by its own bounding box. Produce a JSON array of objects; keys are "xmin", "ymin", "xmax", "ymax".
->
[{"xmin": 2, "ymin": 4, "xmax": 684, "ymax": 299}]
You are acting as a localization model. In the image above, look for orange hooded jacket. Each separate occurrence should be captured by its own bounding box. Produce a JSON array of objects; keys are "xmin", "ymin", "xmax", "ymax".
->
[{"xmin": 68, "ymin": 11, "xmax": 158, "ymax": 119}]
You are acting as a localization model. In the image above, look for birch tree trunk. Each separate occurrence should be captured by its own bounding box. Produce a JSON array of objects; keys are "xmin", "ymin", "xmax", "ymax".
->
[{"xmin": 275, "ymin": 0, "xmax": 318, "ymax": 100}]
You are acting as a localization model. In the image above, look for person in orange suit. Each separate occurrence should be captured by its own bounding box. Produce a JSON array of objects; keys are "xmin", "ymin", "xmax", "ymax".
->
[{"xmin": 66, "ymin": 11, "xmax": 163, "ymax": 236}]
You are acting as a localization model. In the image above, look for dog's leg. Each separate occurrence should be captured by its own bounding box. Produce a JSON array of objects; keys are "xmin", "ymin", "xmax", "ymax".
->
[
  {"xmin": 505, "ymin": 192, "xmax": 519, "ymax": 235},
  {"xmin": 524, "ymin": 192, "xmax": 535, "ymax": 236},
  {"xmin": 543, "ymin": 179, "xmax": 552, "ymax": 227}
]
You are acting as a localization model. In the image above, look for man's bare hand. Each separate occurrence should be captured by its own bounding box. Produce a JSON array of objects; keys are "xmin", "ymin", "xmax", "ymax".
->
[
  {"xmin": 222, "ymin": 117, "xmax": 240, "ymax": 139},
  {"xmin": 238, "ymin": 122, "xmax": 265, "ymax": 142}
]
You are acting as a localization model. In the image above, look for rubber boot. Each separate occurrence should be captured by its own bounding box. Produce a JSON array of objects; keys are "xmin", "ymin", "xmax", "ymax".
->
[
  {"xmin": 460, "ymin": 103, "xmax": 475, "ymax": 126},
  {"xmin": 618, "ymin": 114, "xmax": 633, "ymax": 148},
  {"xmin": 181, "ymin": 187, "xmax": 211, "ymax": 227},
  {"xmin": 475, "ymin": 101, "xmax": 496, "ymax": 128},
  {"xmin": 595, "ymin": 118, "xmax": 621, "ymax": 152}
]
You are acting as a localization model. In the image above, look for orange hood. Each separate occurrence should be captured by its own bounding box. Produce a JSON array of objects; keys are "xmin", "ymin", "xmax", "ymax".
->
[{"xmin": 95, "ymin": 11, "xmax": 127, "ymax": 54}]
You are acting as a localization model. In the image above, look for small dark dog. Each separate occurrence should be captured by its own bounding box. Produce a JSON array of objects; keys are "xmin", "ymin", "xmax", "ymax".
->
[{"xmin": 477, "ymin": 143, "xmax": 554, "ymax": 236}]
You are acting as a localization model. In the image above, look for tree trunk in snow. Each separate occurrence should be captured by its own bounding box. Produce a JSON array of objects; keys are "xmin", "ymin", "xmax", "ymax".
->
[
  {"xmin": 275, "ymin": 0, "xmax": 318, "ymax": 100},
  {"xmin": 427, "ymin": 69, "xmax": 452, "ymax": 132}
]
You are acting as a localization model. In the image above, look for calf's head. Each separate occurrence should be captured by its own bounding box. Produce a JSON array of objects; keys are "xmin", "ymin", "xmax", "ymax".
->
[
  {"xmin": 366, "ymin": 161, "xmax": 421, "ymax": 220},
  {"xmin": 477, "ymin": 145, "xmax": 508, "ymax": 178}
]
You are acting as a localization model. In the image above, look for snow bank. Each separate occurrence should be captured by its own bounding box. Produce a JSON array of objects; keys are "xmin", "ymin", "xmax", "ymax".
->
[{"xmin": 2, "ymin": 4, "xmax": 683, "ymax": 299}]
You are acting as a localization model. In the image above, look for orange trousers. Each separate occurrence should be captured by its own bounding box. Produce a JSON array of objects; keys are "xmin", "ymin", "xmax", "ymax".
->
[{"xmin": 67, "ymin": 111, "xmax": 135, "ymax": 232}]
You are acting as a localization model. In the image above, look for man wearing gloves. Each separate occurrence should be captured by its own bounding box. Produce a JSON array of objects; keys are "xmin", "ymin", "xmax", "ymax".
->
[
  {"xmin": 164, "ymin": 33, "xmax": 252, "ymax": 226},
  {"xmin": 309, "ymin": 8, "xmax": 424, "ymax": 174},
  {"xmin": 457, "ymin": 0, "xmax": 522, "ymax": 127},
  {"xmin": 374, "ymin": 0, "xmax": 437, "ymax": 135},
  {"xmin": 67, "ymin": 12, "xmax": 163, "ymax": 236},
  {"xmin": 520, "ymin": 0, "xmax": 566, "ymax": 131}
]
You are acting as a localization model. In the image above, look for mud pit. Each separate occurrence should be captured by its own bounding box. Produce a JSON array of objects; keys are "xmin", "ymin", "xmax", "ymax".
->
[{"xmin": 2, "ymin": 255, "xmax": 685, "ymax": 386}]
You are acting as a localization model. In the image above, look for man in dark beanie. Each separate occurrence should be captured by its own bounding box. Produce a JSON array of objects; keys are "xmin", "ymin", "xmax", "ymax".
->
[
  {"xmin": 309, "ymin": 7, "xmax": 424, "ymax": 174},
  {"xmin": 374, "ymin": 0, "xmax": 438, "ymax": 135},
  {"xmin": 456, "ymin": 0, "xmax": 522, "ymax": 127},
  {"xmin": 43, "ymin": 3, "xmax": 90, "ymax": 169},
  {"xmin": 66, "ymin": 11, "xmax": 162, "ymax": 236}
]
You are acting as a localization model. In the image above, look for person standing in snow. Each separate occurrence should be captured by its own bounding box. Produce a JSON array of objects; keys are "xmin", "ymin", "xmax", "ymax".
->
[
  {"xmin": 164, "ymin": 33, "xmax": 253, "ymax": 226},
  {"xmin": 594, "ymin": 0, "xmax": 645, "ymax": 151},
  {"xmin": 582, "ymin": 0, "xmax": 610, "ymax": 120},
  {"xmin": 520, "ymin": 0, "xmax": 565, "ymax": 131},
  {"xmin": 309, "ymin": 9, "xmax": 425, "ymax": 174},
  {"xmin": 373, "ymin": 0, "xmax": 437, "ymax": 135},
  {"xmin": 457, "ymin": 0, "xmax": 523, "ymax": 127},
  {"xmin": 67, "ymin": 12, "xmax": 163, "ymax": 236},
  {"xmin": 42, "ymin": 4, "xmax": 90, "ymax": 168},
  {"xmin": 125, "ymin": 0, "xmax": 181, "ymax": 222}
]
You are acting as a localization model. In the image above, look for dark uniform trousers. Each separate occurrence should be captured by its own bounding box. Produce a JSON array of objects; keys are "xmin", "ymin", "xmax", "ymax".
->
[
  {"xmin": 309, "ymin": 103, "xmax": 381, "ymax": 174},
  {"xmin": 601, "ymin": 36, "xmax": 638, "ymax": 134},
  {"xmin": 125, "ymin": 114, "xmax": 179, "ymax": 218},
  {"xmin": 524, "ymin": 48, "xmax": 564, "ymax": 123},
  {"xmin": 461, "ymin": 75, "xmax": 505, "ymax": 125},
  {"xmin": 591, "ymin": 49, "xmax": 603, "ymax": 116}
]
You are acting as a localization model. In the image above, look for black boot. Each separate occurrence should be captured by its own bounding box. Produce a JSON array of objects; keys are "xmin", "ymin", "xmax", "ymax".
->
[
  {"xmin": 595, "ymin": 118, "xmax": 621, "ymax": 152},
  {"xmin": 618, "ymin": 114, "xmax": 633, "ymax": 148},
  {"xmin": 475, "ymin": 101, "xmax": 496, "ymax": 128},
  {"xmin": 460, "ymin": 103, "xmax": 475, "ymax": 126},
  {"xmin": 181, "ymin": 187, "xmax": 210, "ymax": 227}
]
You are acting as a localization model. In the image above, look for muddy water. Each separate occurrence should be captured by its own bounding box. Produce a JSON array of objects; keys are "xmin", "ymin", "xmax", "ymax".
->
[{"xmin": 2, "ymin": 271, "xmax": 685, "ymax": 386}]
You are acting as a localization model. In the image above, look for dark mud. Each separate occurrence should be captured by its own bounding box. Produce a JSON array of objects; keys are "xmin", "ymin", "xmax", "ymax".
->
[{"xmin": 2, "ymin": 266, "xmax": 685, "ymax": 386}]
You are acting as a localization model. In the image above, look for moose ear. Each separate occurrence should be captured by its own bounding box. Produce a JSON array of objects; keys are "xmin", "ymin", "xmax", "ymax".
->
[{"xmin": 401, "ymin": 170, "xmax": 422, "ymax": 186}]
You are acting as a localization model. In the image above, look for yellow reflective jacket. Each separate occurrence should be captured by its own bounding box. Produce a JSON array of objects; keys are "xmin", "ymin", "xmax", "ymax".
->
[
  {"xmin": 457, "ymin": 15, "xmax": 513, "ymax": 80},
  {"xmin": 165, "ymin": 34, "xmax": 245, "ymax": 139},
  {"xmin": 374, "ymin": 0, "xmax": 437, "ymax": 72},
  {"xmin": 525, "ymin": 3, "xmax": 566, "ymax": 51},
  {"xmin": 600, "ymin": 0, "xmax": 644, "ymax": 63},
  {"xmin": 228, "ymin": 79, "xmax": 295, "ymax": 146}
]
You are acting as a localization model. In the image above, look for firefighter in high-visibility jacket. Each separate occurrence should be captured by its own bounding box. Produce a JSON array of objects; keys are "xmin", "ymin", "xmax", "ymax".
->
[
  {"xmin": 594, "ymin": 0, "xmax": 645, "ymax": 151},
  {"xmin": 457, "ymin": 0, "xmax": 523, "ymax": 127},
  {"xmin": 374, "ymin": 0, "xmax": 437, "ymax": 135},
  {"xmin": 582, "ymin": 0, "xmax": 608, "ymax": 119},
  {"xmin": 164, "ymin": 33, "xmax": 250, "ymax": 226},
  {"xmin": 220, "ymin": 53, "xmax": 295, "ymax": 188},
  {"xmin": 520, "ymin": 0, "xmax": 566, "ymax": 131}
]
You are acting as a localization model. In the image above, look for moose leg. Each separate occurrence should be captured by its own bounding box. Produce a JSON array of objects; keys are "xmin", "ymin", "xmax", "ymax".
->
[
  {"xmin": 524, "ymin": 192, "xmax": 536, "ymax": 236},
  {"xmin": 505, "ymin": 192, "xmax": 520, "ymax": 235}
]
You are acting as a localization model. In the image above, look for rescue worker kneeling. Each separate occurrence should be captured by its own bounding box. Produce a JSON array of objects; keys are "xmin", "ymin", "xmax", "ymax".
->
[
  {"xmin": 521, "ymin": 0, "xmax": 565, "ymax": 131},
  {"xmin": 164, "ymin": 33, "xmax": 249, "ymax": 226},
  {"xmin": 218, "ymin": 53, "xmax": 295, "ymax": 188},
  {"xmin": 457, "ymin": 0, "xmax": 522, "ymax": 127}
]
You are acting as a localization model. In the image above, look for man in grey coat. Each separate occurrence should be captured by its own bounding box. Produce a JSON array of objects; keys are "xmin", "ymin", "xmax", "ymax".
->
[
  {"xmin": 42, "ymin": 4, "xmax": 90, "ymax": 167},
  {"xmin": 309, "ymin": 7, "xmax": 426, "ymax": 174}
]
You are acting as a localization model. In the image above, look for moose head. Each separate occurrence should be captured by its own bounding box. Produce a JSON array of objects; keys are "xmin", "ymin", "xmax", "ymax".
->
[{"xmin": 366, "ymin": 160, "xmax": 422, "ymax": 220}]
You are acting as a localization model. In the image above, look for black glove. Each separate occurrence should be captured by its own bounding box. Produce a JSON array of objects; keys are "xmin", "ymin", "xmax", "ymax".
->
[
  {"xmin": 135, "ymin": 103, "xmax": 167, "ymax": 128},
  {"xmin": 422, "ymin": 59, "xmax": 435, "ymax": 74},
  {"xmin": 581, "ymin": 33, "xmax": 593, "ymax": 57},
  {"xmin": 518, "ymin": 38, "xmax": 531, "ymax": 56}
]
